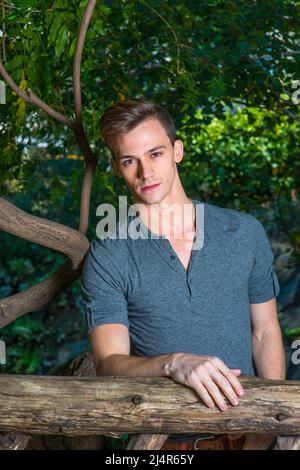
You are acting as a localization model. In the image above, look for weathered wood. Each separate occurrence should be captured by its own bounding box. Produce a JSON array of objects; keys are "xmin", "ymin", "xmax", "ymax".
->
[
  {"xmin": 0, "ymin": 262, "xmax": 80, "ymax": 328},
  {"xmin": 126, "ymin": 434, "xmax": 169, "ymax": 450},
  {"xmin": 24, "ymin": 352, "xmax": 104, "ymax": 450},
  {"xmin": 0, "ymin": 198, "xmax": 90, "ymax": 328},
  {"xmin": 0, "ymin": 433, "xmax": 30, "ymax": 450},
  {"xmin": 274, "ymin": 436, "xmax": 300, "ymax": 450},
  {"xmin": 0, "ymin": 374, "xmax": 300, "ymax": 436},
  {"xmin": 0, "ymin": 198, "xmax": 90, "ymax": 268}
]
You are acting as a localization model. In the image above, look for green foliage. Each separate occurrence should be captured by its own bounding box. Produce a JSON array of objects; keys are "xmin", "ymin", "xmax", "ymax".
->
[
  {"xmin": 1, "ymin": 1, "xmax": 300, "ymax": 372},
  {"xmin": 283, "ymin": 326, "xmax": 300, "ymax": 345},
  {"xmin": 1, "ymin": 315, "xmax": 54, "ymax": 374},
  {"xmin": 104, "ymin": 434, "xmax": 130, "ymax": 450},
  {"xmin": 179, "ymin": 106, "xmax": 300, "ymax": 217},
  {"xmin": 1, "ymin": 0, "xmax": 300, "ymax": 189}
]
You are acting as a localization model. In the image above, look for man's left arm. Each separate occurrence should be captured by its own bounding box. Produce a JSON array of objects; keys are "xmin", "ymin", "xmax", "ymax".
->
[{"xmin": 250, "ymin": 297, "xmax": 286, "ymax": 380}]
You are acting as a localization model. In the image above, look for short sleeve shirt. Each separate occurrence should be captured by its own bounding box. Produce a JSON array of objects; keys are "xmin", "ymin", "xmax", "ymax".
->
[{"xmin": 81, "ymin": 200, "xmax": 280, "ymax": 376}]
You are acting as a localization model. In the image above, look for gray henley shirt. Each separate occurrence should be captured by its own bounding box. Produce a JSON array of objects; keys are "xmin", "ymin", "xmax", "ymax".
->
[{"xmin": 81, "ymin": 199, "xmax": 280, "ymax": 376}]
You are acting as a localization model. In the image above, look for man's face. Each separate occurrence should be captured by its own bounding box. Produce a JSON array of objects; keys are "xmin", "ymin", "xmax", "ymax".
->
[{"xmin": 111, "ymin": 118, "xmax": 183, "ymax": 205}]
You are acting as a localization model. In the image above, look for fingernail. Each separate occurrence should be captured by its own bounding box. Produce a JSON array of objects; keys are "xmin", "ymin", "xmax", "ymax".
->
[
  {"xmin": 221, "ymin": 403, "xmax": 228, "ymax": 411},
  {"xmin": 238, "ymin": 389, "xmax": 244, "ymax": 396},
  {"xmin": 233, "ymin": 398, "xmax": 239, "ymax": 406}
]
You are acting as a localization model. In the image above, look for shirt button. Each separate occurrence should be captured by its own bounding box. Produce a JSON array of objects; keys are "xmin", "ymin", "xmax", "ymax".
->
[{"xmin": 170, "ymin": 255, "xmax": 176, "ymax": 260}]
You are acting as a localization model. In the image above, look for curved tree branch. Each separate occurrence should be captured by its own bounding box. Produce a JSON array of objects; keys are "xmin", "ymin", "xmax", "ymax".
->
[
  {"xmin": 27, "ymin": 89, "xmax": 75, "ymax": 128},
  {"xmin": 1, "ymin": 0, "xmax": 100, "ymax": 235},
  {"xmin": 79, "ymin": 160, "xmax": 97, "ymax": 234},
  {"xmin": 73, "ymin": 0, "xmax": 98, "ymax": 234},
  {"xmin": 0, "ymin": 1, "xmax": 101, "ymax": 328},
  {"xmin": 0, "ymin": 198, "xmax": 90, "ymax": 269},
  {"xmin": 73, "ymin": 0, "xmax": 97, "ymax": 124},
  {"xmin": 0, "ymin": 261, "xmax": 80, "ymax": 328},
  {"xmin": 0, "ymin": 61, "xmax": 75, "ymax": 128},
  {"xmin": 0, "ymin": 198, "xmax": 90, "ymax": 327}
]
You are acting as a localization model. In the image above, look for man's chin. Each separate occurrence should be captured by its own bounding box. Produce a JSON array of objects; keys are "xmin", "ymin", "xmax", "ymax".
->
[{"xmin": 134, "ymin": 192, "xmax": 165, "ymax": 206}]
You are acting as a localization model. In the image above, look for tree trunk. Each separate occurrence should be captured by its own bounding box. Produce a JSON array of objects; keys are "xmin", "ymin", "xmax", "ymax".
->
[
  {"xmin": 0, "ymin": 370, "xmax": 300, "ymax": 437},
  {"xmin": 0, "ymin": 352, "xmax": 104, "ymax": 450}
]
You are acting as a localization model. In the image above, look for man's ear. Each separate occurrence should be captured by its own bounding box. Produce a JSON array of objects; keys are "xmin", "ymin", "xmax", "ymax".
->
[
  {"xmin": 111, "ymin": 157, "xmax": 122, "ymax": 178},
  {"xmin": 174, "ymin": 139, "xmax": 184, "ymax": 164}
]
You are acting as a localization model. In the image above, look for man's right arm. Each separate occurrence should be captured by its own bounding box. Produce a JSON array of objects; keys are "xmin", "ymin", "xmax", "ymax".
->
[{"xmin": 90, "ymin": 323, "xmax": 245, "ymax": 411}]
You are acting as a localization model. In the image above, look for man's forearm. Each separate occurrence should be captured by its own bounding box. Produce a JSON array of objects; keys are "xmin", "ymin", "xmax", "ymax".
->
[
  {"xmin": 97, "ymin": 353, "xmax": 176, "ymax": 377},
  {"xmin": 252, "ymin": 325, "xmax": 286, "ymax": 380}
]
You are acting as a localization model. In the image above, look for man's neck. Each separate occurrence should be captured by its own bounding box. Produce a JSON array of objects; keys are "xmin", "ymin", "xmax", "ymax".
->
[{"xmin": 137, "ymin": 198, "xmax": 196, "ymax": 240}]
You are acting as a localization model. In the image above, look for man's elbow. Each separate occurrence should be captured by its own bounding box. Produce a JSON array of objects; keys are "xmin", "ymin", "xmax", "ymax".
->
[{"xmin": 95, "ymin": 353, "xmax": 129, "ymax": 376}]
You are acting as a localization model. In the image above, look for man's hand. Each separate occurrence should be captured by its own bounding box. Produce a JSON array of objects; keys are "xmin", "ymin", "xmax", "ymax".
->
[{"xmin": 164, "ymin": 353, "xmax": 244, "ymax": 411}]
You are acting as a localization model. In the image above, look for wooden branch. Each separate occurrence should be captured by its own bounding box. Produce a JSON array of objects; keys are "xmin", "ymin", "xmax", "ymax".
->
[
  {"xmin": 281, "ymin": 107, "xmax": 300, "ymax": 123},
  {"xmin": 1, "ymin": 1, "xmax": 6, "ymax": 63},
  {"xmin": 0, "ymin": 198, "xmax": 90, "ymax": 327},
  {"xmin": 73, "ymin": 0, "xmax": 97, "ymax": 123},
  {"xmin": 72, "ymin": 0, "xmax": 98, "ymax": 234},
  {"xmin": 0, "ymin": 61, "xmax": 74, "ymax": 128},
  {"xmin": 79, "ymin": 160, "xmax": 97, "ymax": 234},
  {"xmin": 272, "ymin": 89, "xmax": 300, "ymax": 123},
  {"xmin": 0, "ymin": 375, "xmax": 300, "ymax": 436},
  {"xmin": 27, "ymin": 89, "xmax": 75, "ymax": 128},
  {"xmin": 1, "ymin": 0, "xmax": 100, "ymax": 236},
  {"xmin": 0, "ymin": 262, "xmax": 80, "ymax": 328},
  {"xmin": 0, "ymin": 198, "xmax": 90, "ymax": 269},
  {"xmin": 126, "ymin": 434, "xmax": 169, "ymax": 450},
  {"xmin": 73, "ymin": 0, "xmax": 98, "ymax": 166},
  {"xmin": 0, "ymin": 59, "xmax": 28, "ymax": 100}
]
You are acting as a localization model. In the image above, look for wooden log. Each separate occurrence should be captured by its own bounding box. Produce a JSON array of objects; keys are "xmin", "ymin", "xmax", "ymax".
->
[
  {"xmin": 0, "ymin": 433, "xmax": 30, "ymax": 450},
  {"xmin": 0, "ymin": 374, "xmax": 300, "ymax": 436},
  {"xmin": 126, "ymin": 434, "xmax": 169, "ymax": 450},
  {"xmin": 25, "ymin": 352, "xmax": 104, "ymax": 450}
]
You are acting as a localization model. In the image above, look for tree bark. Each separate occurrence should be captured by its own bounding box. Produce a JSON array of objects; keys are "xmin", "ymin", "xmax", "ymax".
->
[
  {"xmin": 0, "ymin": 373, "xmax": 300, "ymax": 436},
  {"xmin": 0, "ymin": 197, "xmax": 90, "ymax": 327},
  {"xmin": 25, "ymin": 352, "xmax": 104, "ymax": 450},
  {"xmin": 126, "ymin": 434, "xmax": 169, "ymax": 450}
]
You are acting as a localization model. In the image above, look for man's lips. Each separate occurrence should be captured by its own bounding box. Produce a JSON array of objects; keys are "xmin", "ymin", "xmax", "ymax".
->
[{"xmin": 141, "ymin": 183, "xmax": 161, "ymax": 192}]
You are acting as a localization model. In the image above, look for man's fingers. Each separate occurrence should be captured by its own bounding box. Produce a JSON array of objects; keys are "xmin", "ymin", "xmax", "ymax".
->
[
  {"xmin": 213, "ymin": 361, "xmax": 245, "ymax": 396},
  {"xmin": 200, "ymin": 376, "xmax": 232, "ymax": 411},
  {"xmin": 191, "ymin": 382, "xmax": 215, "ymax": 409},
  {"xmin": 205, "ymin": 370, "xmax": 241, "ymax": 409},
  {"xmin": 231, "ymin": 369, "xmax": 241, "ymax": 376}
]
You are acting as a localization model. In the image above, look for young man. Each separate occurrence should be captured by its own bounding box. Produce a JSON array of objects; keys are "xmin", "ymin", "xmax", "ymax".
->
[{"xmin": 81, "ymin": 99, "xmax": 285, "ymax": 450}]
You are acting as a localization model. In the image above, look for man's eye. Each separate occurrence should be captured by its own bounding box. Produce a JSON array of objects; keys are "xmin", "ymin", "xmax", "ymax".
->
[
  {"xmin": 152, "ymin": 152, "xmax": 162, "ymax": 158},
  {"xmin": 123, "ymin": 159, "xmax": 134, "ymax": 167}
]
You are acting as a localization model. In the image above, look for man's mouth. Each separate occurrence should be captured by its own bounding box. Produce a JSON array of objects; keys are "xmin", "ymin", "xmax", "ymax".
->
[{"xmin": 141, "ymin": 183, "xmax": 161, "ymax": 193}]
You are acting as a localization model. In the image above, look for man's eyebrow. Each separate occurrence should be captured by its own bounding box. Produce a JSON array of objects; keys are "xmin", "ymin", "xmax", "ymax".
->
[{"xmin": 118, "ymin": 145, "xmax": 167, "ymax": 160}]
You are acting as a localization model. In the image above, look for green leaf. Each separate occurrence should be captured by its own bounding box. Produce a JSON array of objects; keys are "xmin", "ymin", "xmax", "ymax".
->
[
  {"xmin": 69, "ymin": 37, "xmax": 77, "ymax": 58},
  {"xmin": 54, "ymin": 28, "xmax": 69, "ymax": 58},
  {"xmin": 48, "ymin": 16, "xmax": 63, "ymax": 46}
]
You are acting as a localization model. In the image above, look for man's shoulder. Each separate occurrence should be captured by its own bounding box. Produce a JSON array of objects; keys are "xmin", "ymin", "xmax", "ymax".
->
[
  {"xmin": 202, "ymin": 200, "xmax": 254, "ymax": 225},
  {"xmin": 201, "ymin": 200, "xmax": 262, "ymax": 236}
]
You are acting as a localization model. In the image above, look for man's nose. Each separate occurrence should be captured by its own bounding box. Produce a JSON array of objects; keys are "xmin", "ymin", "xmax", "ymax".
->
[{"xmin": 137, "ymin": 159, "xmax": 155, "ymax": 180}]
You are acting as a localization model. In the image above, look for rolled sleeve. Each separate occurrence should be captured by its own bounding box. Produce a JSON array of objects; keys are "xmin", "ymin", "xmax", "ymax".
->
[
  {"xmin": 248, "ymin": 218, "xmax": 280, "ymax": 304},
  {"xmin": 81, "ymin": 239, "xmax": 129, "ymax": 334}
]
